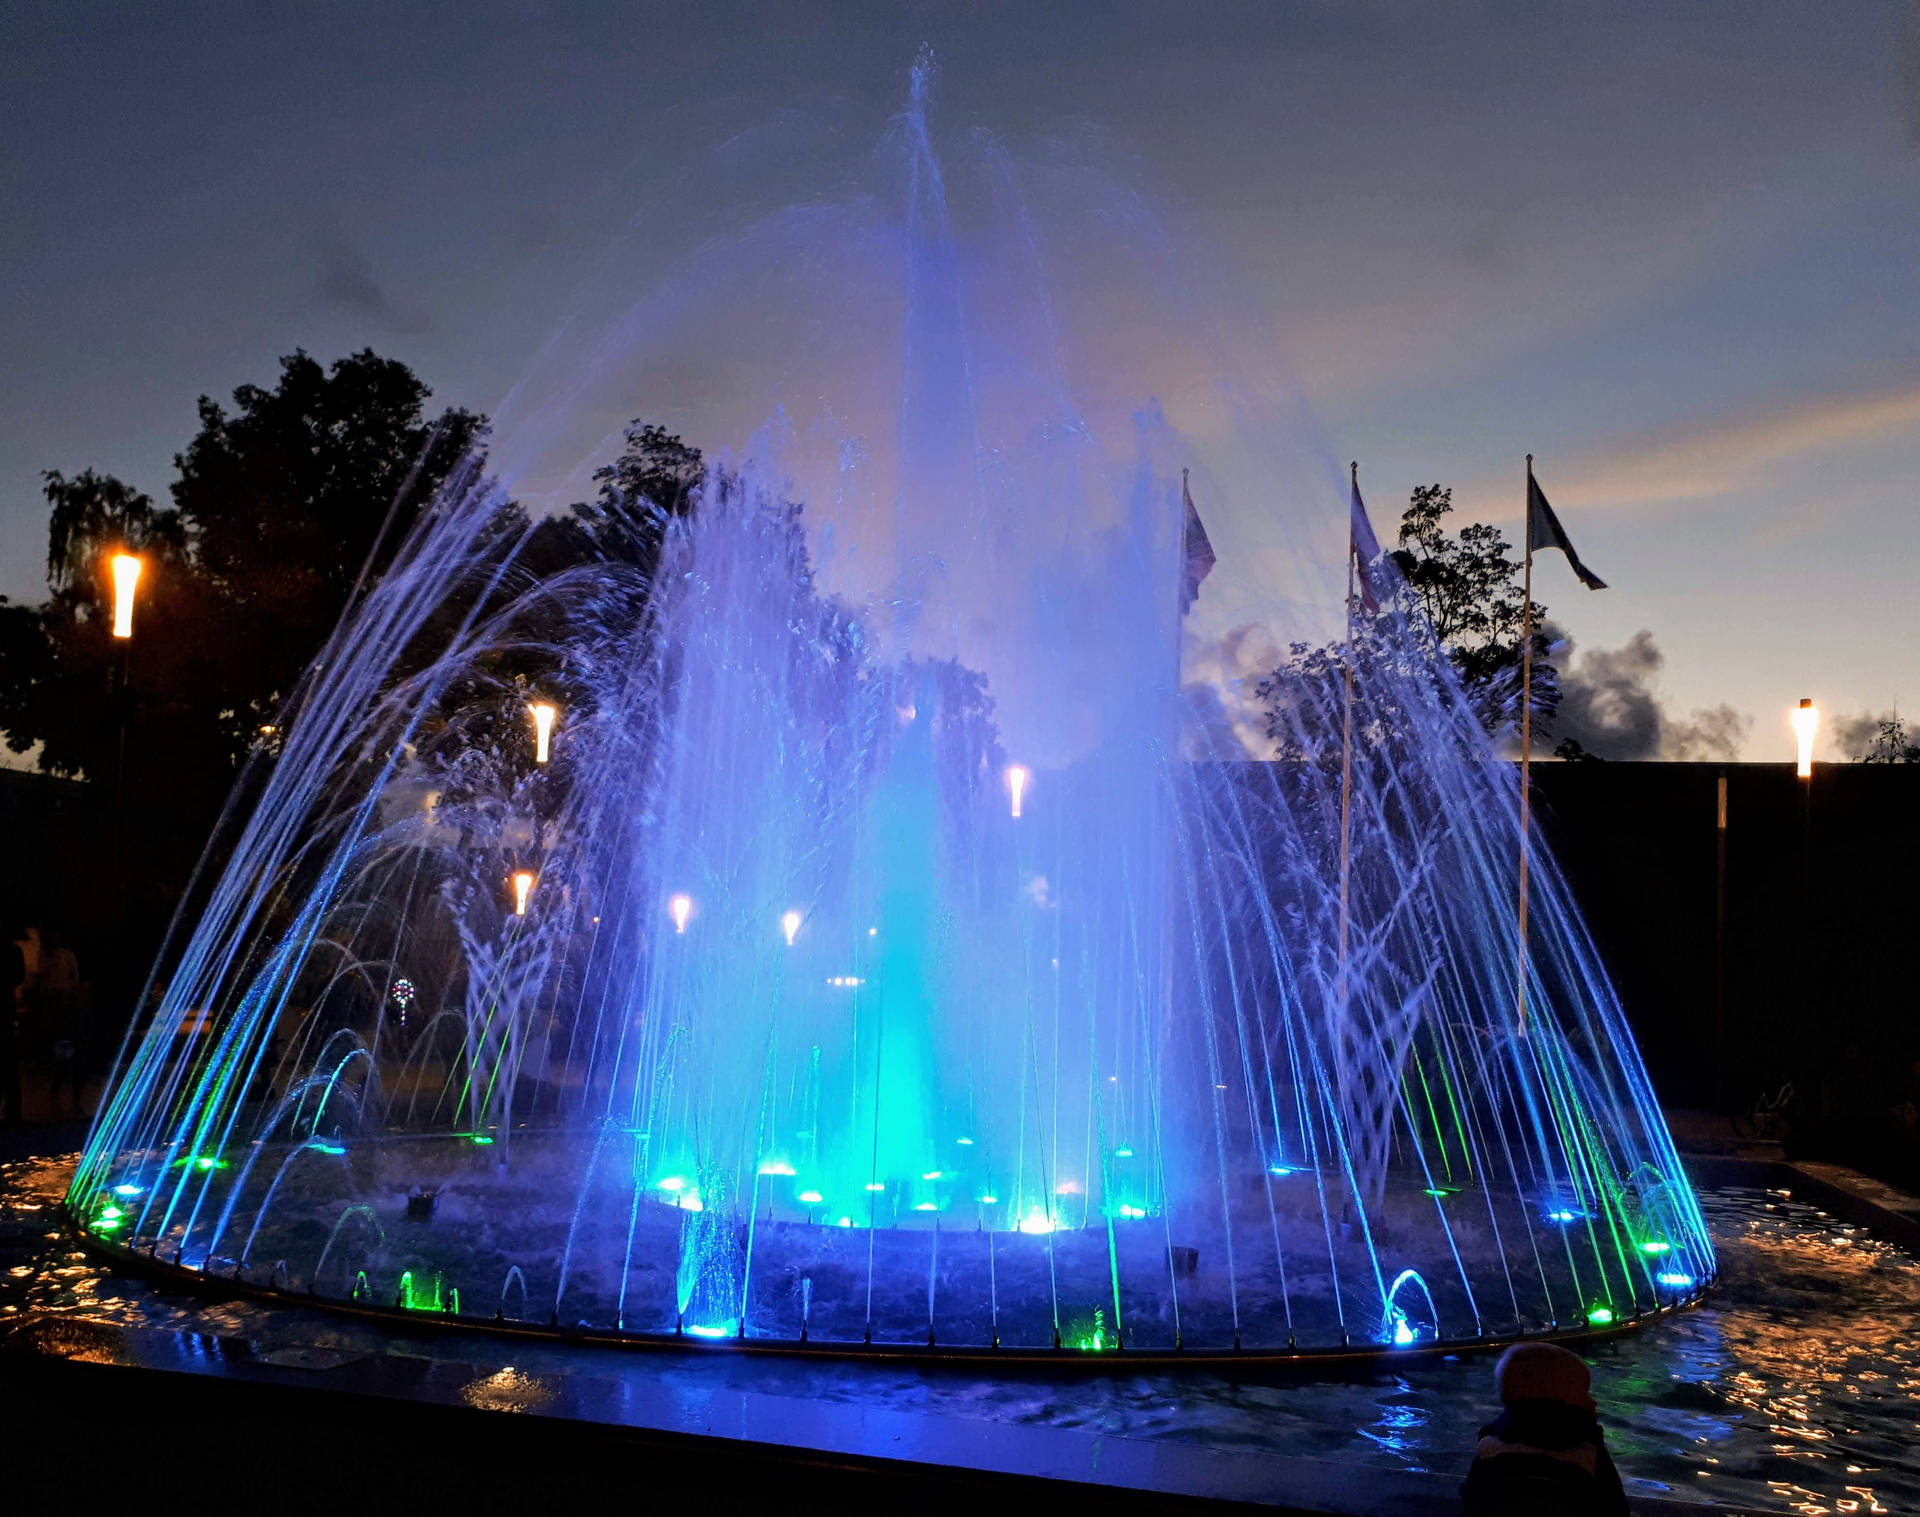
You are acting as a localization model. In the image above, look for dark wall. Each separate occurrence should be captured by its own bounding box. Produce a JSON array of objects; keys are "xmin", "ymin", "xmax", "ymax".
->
[{"xmin": 1530, "ymin": 761, "xmax": 1920, "ymax": 1127}]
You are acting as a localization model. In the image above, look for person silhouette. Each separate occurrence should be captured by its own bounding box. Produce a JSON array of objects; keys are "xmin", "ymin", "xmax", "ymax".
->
[{"xmin": 1461, "ymin": 1341, "xmax": 1628, "ymax": 1515}]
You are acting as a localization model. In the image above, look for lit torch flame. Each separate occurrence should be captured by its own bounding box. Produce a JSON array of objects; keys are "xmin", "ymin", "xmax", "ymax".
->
[
  {"xmin": 512, "ymin": 871, "xmax": 534, "ymax": 916},
  {"xmin": 110, "ymin": 553, "xmax": 143, "ymax": 640},
  {"xmin": 669, "ymin": 894, "xmax": 693, "ymax": 934},
  {"xmin": 1792, "ymin": 698, "xmax": 1818, "ymax": 779},
  {"xmin": 1007, "ymin": 764, "xmax": 1028, "ymax": 820},
  {"xmin": 529, "ymin": 701, "xmax": 557, "ymax": 763}
]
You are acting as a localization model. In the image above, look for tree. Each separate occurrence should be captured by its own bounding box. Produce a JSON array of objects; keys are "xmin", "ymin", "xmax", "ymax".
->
[
  {"xmin": 0, "ymin": 349, "xmax": 484, "ymax": 1010},
  {"xmin": 1859, "ymin": 716, "xmax": 1920, "ymax": 764},
  {"xmin": 1258, "ymin": 483, "xmax": 1557, "ymax": 760}
]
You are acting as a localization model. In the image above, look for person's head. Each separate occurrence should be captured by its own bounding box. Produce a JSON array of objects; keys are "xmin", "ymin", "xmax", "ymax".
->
[{"xmin": 1494, "ymin": 1341, "xmax": 1596, "ymax": 1413}]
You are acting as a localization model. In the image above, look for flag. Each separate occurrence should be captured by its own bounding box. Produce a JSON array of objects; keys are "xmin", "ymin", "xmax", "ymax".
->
[
  {"xmin": 1349, "ymin": 464, "xmax": 1383, "ymax": 615},
  {"xmin": 1181, "ymin": 468, "xmax": 1215, "ymax": 615},
  {"xmin": 1526, "ymin": 471, "xmax": 1607, "ymax": 590}
]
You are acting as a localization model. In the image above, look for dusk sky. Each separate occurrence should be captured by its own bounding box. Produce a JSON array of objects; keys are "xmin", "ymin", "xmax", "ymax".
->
[{"xmin": 6, "ymin": 2, "xmax": 1917, "ymax": 760}]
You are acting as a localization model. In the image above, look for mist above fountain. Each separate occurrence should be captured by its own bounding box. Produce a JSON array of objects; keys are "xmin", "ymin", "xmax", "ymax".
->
[{"xmin": 71, "ymin": 61, "xmax": 1710, "ymax": 1356}]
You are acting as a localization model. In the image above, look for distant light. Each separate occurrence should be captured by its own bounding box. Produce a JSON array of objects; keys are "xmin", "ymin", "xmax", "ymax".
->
[
  {"xmin": 1586, "ymin": 1305, "xmax": 1615, "ymax": 1326},
  {"xmin": 922, "ymin": 1170, "xmax": 943, "ymax": 1181},
  {"xmin": 658, "ymin": 1177, "xmax": 686, "ymax": 1193},
  {"xmin": 670, "ymin": 894, "xmax": 693, "ymax": 933},
  {"xmin": 512, "ymin": 870, "xmax": 534, "ymax": 916},
  {"xmin": 1656, "ymin": 1271, "xmax": 1696, "ymax": 1288},
  {"xmin": 955, "ymin": 1137, "xmax": 974, "ymax": 1146},
  {"xmin": 1055, "ymin": 1181, "xmax": 1080, "ymax": 1196},
  {"xmin": 867, "ymin": 926, "xmax": 878, "ymax": 937},
  {"xmin": 913, "ymin": 1202, "xmax": 938, "ymax": 1211},
  {"xmin": 781, "ymin": 909, "xmax": 802, "ymax": 947},
  {"xmin": 110, "ymin": 553, "xmax": 142, "ymax": 639},
  {"xmin": 864, "ymin": 1182, "xmax": 886, "ymax": 1192},
  {"xmin": 798, "ymin": 1190, "xmax": 824, "ymax": 1205},
  {"xmin": 1546, "ymin": 1209, "xmax": 1580, "ymax": 1225},
  {"xmin": 1268, "ymin": 1165, "xmax": 1294, "ymax": 1177},
  {"xmin": 827, "ymin": 976, "xmax": 865, "ymax": 988},
  {"xmin": 528, "ymin": 701, "xmax": 558, "ymax": 764},
  {"xmin": 978, "ymin": 1195, "xmax": 998, "ymax": 1205},
  {"xmin": 1639, "ymin": 1240, "xmax": 1672, "ymax": 1255},
  {"xmin": 112, "ymin": 1183, "xmax": 142, "ymax": 1198},
  {"xmin": 1119, "ymin": 1204, "xmax": 1147, "ymax": 1219},
  {"xmin": 1115, "ymin": 1148, "xmax": 1133, "ymax": 1158},
  {"xmin": 1792, "ymin": 698, "xmax": 1819, "ymax": 779},
  {"xmin": 1006, "ymin": 764, "xmax": 1029, "ymax": 819}
]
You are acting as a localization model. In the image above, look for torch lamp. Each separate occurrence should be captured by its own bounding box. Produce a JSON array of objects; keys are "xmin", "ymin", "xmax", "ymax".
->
[
  {"xmin": 512, "ymin": 871, "xmax": 535, "ymax": 917},
  {"xmin": 1791, "ymin": 698, "xmax": 1818, "ymax": 780},
  {"xmin": 110, "ymin": 553, "xmax": 143, "ymax": 639},
  {"xmin": 529, "ymin": 701, "xmax": 558, "ymax": 764}
]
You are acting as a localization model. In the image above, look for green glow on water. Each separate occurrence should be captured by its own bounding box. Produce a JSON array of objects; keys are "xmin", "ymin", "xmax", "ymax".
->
[
  {"xmin": 1587, "ymin": 1305, "xmax": 1615, "ymax": 1326},
  {"xmin": 466, "ymin": 1134, "xmax": 494, "ymax": 1146},
  {"xmin": 1640, "ymin": 1240, "xmax": 1671, "ymax": 1254},
  {"xmin": 94, "ymin": 1215, "xmax": 123, "ymax": 1232}
]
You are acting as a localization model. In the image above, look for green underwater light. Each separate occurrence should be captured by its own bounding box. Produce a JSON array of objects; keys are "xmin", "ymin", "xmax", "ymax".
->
[
  {"xmin": 1586, "ymin": 1305, "xmax": 1615, "ymax": 1326},
  {"xmin": 1639, "ymin": 1240, "xmax": 1672, "ymax": 1255}
]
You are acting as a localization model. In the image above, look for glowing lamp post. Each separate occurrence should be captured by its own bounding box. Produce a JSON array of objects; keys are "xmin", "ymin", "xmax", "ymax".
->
[
  {"xmin": 1006, "ymin": 764, "xmax": 1029, "ymax": 820},
  {"xmin": 1791, "ymin": 698, "xmax": 1818, "ymax": 779},
  {"xmin": 781, "ymin": 909, "xmax": 802, "ymax": 946},
  {"xmin": 669, "ymin": 894, "xmax": 693, "ymax": 934},
  {"xmin": 512, "ymin": 871, "xmax": 535, "ymax": 916},
  {"xmin": 110, "ymin": 553, "xmax": 143, "ymax": 639},
  {"xmin": 528, "ymin": 701, "xmax": 558, "ymax": 764}
]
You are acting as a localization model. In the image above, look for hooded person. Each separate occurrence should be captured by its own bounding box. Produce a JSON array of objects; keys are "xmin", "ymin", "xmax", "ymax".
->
[{"xmin": 1461, "ymin": 1341, "xmax": 1628, "ymax": 1516}]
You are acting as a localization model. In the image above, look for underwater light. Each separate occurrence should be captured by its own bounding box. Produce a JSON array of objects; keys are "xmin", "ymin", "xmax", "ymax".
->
[
  {"xmin": 922, "ymin": 1170, "xmax": 943, "ymax": 1180},
  {"xmin": 781, "ymin": 909, "xmax": 802, "ymax": 946},
  {"xmin": 1006, "ymin": 764, "xmax": 1028, "ymax": 818},
  {"xmin": 94, "ymin": 1214, "xmax": 123, "ymax": 1232},
  {"xmin": 955, "ymin": 1136, "xmax": 974, "ymax": 1146},
  {"xmin": 1656, "ymin": 1271, "xmax": 1695, "ymax": 1288},
  {"xmin": 112, "ymin": 1183, "xmax": 142, "ymax": 1197},
  {"xmin": 798, "ymin": 1190, "xmax": 823, "ymax": 1204},
  {"xmin": 680, "ymin": 1197, "xmax": 704, "ymax": 1212},
  {"xmin": 1118, "ymin": 1204, "xmax": 1147, "ymax": 1218},
  {"xmin": 467, "ymin": 1134, "xmax": 494, "ymax": 1146},
  {"xmin": 1640, "ymin": 1240, "xmax": 1672, "ymax": 1254},
  {"xmin": 757, "ymin": 1160, "xmax": 796, "ymax": 1177},
  {"xmin": 110, "ymin": 552, "xmax": 142, "ymax": 639},
  {"xmin": 837, "ymin": 1216, "xmax": 852, "ymax": 1228},
  {"xmin": 1115, "ymin": 1147, "xmax": 1133, "ymax": 1158},
  {"xmin": 98, "ymin": 1204, "xmax": 123, "ymax": 1221},
  {"xmin": 512, "ymin": 870, "xmax": 534, "ymax": 916},
  {"xmin": 1268, "ymin": 1165, "xmax": 1296, "ymax": 1177},
  {"xmin": 528, "ymin": 701, "xmax": 558, "ymax": 764},
  {"xmin": 192, "ymin": 1156, "xmax": 224, "ymax": 1171},
  {"xmin": 669, "ymin": 894, "xmax": 693, "ymax": 933},
  {"xmin": 1546, "ymin": 1209, "xmax": 1581, "ymax": 1224},
  {"xmin": 864, "ymin": 1181, "xmax": 886, "ymax": 1192},
  {"xmin": 1392, "ymin": 1316, "xmax": 1416, "ymax": 1347},
  {"xmin": 1586, "ymin": 1306, "xmax": 1615, "ymax": 1326},
  {"xmin": 684, "ymin": 1322, "xmax": 733, "ymax": 1339},
  {"xmin": 913, "ymin": 1202, "xmax": 938, "ymax": 1211},
  {"xmin": 1017, "ymin": 1208, "xmax": 1055, "ymax": 1235},
  {"xmin": 978, "ymin": 1194, "xmax": 998, "ymax": 1205},
  {"xmin": 657, "ymin": 1177, "xmax": 686, "ymax": 1192}
]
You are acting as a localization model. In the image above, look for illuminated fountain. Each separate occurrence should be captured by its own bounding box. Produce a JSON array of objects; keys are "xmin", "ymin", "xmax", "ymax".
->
[{"xmin": 69, "ymin": 63, "xmax": 1710, "ymax": 1357}]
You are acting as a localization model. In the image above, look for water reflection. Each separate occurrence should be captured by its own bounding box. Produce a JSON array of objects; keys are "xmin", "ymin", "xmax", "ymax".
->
[{"xmin": 5, "ymin": 1160, "xmax": 1915, "ymax": 1513}]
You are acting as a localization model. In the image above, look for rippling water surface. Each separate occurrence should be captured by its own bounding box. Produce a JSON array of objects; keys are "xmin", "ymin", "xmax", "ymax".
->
[{"xmin": 4, "ymin": 1158, "xmax": 1914, "ymax": 1513}]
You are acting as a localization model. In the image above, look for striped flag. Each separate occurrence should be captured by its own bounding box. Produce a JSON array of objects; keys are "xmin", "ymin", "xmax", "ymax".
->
[
  {"xmin": 1181, "ymin": 469, "xmax": 1215, "ymax": 615},
  {"xmin": 1350, "ymin": 464, "xmax": 1383, "ymax": 614}
]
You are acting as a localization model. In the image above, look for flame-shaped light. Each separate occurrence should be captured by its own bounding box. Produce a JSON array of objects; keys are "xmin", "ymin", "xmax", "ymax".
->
[
  {"xmin": 1007, "ymin": 764, "xmax": 1029, "ymax": 819},
  {"xmin": 512, "ymin": 871, "xmax": 534, "ymax": 916},
  {"xmin": 1792, "ymin": 697, "xmax": 1818, "ymax": 779},
  {"xmin": 529, "ymin": 701, "xmax": 558, "ymax": 763},
  {"xmin": 781, "ymin": 908, "xmax": 802, "ymax": 946},
  {"xmin": 669, "ymin": 894, "xmax": 693, "ymax": 934},
  {"xmin": 110, "ymin": 553, "xmax": 143, "ymax": 640}
]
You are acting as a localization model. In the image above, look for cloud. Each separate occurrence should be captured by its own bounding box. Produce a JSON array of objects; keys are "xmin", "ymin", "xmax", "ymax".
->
[
  {"xmin": 1541, "ymin": 380, "xmax": 1920, "ymax": 513},
  {"xmin": 1549, "ymin": 624, "xmax": 1751, "ymax": 760},
  {"xmin": 315, "ymin": 241, "xmax": 429, "ymax": 334},
  {"xmin": 1182, "ymin": 621, "xmax": 1280, "ymax": 757}
]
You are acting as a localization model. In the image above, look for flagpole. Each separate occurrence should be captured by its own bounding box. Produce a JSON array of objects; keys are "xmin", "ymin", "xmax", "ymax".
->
[
  {"xmin": 1339, "ymin": 462, "xmax": 1358, "ymax": 1017},
  {"xmin": 1517, "ymin": 454, "xmax": 1535, "ymax": 1036}
]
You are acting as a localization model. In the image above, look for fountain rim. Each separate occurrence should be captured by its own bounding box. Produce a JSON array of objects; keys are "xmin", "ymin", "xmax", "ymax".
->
[{"xmin": 66, "ymin": 1204, "xmax": 1713, "ymax": 1369}]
